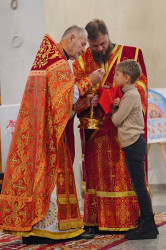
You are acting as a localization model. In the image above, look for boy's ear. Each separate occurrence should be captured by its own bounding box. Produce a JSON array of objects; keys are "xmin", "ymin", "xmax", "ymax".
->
[{"xmin": 125, "ymin": 74, "xmax": 131, "ymax": 83}]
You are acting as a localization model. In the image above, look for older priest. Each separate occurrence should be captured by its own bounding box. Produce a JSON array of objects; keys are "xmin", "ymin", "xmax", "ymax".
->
[{"xmin": 0, "ymin": 26, "xmax": 104, "ymax": 244}]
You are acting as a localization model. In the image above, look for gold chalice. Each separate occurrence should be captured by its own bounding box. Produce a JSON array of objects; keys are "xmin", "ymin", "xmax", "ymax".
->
[{"xmin": 78, "ymin": 84, "xmax": 104, "ymax": 130}]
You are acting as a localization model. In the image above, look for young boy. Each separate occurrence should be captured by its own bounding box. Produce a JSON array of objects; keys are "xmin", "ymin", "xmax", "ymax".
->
[{"xmin": 111, "ymin": 59, "xmax": 158, "ymax": 240}]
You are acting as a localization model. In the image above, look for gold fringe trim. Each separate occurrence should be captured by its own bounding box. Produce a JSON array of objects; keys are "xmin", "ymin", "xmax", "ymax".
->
[
  {"xmin": 59, "ymin": 220, "xmax": 84, "ymax": 231},
  {"xmin": 99, "ymin": 226, "xmax": 136, "ymax": 231},
  {"xmin": 84, "ymin": 224, "xmax": 136, "ymax": 231},
  {"xmin": 4, "ymin": 228, "xmax": 84, "ymax": 240}
]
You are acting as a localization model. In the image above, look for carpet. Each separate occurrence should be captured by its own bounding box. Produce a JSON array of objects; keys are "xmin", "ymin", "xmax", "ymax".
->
[{"xmin": 0, "ymin": 212, "xmax": 166, "ymax": 250}]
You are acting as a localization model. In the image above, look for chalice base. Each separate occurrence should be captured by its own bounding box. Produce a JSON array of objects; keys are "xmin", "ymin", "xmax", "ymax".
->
[{"xmin": 78, "ymin": 117, "xmax": 103, "ymax": 130}]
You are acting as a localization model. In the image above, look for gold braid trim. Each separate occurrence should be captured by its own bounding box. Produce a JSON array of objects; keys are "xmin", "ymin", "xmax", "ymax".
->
[
  {"xmin": 86, "ymin": 187, "xmax": 151, "ymax": 197},
  {"xmin": 86, "ymin": 189, "xmax": 137, "ymax": 197},
  {"xmin": 58, "ymin": 197, "xmax": 77, "ymax": 205},
  {"xmin": 136, "ymin": 81, "xmax": 147, "ymax": 95},
  {"xmin": 101, "ymin": 45, "xmax": 123, "ymax": 87},
  {"xmin": 134, "ymin": 47, "xmax": 139, "ymax": 61},
  {"xmin": 78, "ymin": 55, "xmax": 86, "ymax": 73},
  {"xmin": 5, "ymin": 228, "xmax": 84, "ymax": 240}
]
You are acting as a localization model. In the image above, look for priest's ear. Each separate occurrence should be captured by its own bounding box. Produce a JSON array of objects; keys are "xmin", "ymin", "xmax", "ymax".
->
[{"xmin": 69, "ymin": 33, "xmax": 76, "ymax": 43}]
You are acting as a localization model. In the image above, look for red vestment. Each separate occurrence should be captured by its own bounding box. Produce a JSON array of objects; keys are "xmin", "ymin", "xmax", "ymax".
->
[
  {"xmin": 0, "ymin": 34, "xmax": 92, "ymax": 238},
  {"xmin": 73, "ymin": 44, "xmax": 148, "ymax": 231}
]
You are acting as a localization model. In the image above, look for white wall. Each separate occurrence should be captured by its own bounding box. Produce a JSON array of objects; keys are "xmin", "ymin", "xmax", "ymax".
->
[
  {"xmin": 0, "ymin": 0, "xmax": 45, "ymax": 105},
  {"xmin": 0, "ymin": 105, "xmax": 20, "ymax": 172},
  {"xmin": 148, "ymin": 144, "xmax": 166, "ymax": 184}
]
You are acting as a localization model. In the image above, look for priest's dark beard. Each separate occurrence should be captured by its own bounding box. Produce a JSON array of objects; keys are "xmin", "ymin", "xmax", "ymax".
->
[{"xmin": 91, "ymin": 41, "xmax": 114, "ymax": 63}]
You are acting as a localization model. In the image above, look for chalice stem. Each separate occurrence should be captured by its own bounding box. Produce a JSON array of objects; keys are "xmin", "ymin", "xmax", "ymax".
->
[{"xmin": 90, "ymin": 105, "xmax": 94, "ymax": 119}]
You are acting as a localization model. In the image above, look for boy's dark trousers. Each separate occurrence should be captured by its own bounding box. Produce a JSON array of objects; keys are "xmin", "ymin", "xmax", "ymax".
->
[{"xmin": 122, "ymin": 134, "xmax": 153, "ymax": 219}]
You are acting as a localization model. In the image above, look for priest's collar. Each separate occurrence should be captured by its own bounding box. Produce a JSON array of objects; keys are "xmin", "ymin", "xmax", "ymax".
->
[{"xmin": 63, "ymin": 49, "xmax": 69, "ymax": 60}]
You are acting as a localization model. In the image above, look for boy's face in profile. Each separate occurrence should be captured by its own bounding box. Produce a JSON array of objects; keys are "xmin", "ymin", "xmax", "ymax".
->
[{"xmin": 114, "ymin": 70, "xmax": 131, "ymax": 88}]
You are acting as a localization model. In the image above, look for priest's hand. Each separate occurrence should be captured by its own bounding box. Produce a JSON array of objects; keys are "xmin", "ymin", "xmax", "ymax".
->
[{"xmin": 89, "ymin": 68, "xmax": 105, "ymax": 86}]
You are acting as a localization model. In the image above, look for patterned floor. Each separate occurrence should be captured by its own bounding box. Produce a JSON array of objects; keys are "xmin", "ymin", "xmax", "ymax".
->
[{"xmin": 0, "ymin": 212, "xmax": 165, "ymax": 250}]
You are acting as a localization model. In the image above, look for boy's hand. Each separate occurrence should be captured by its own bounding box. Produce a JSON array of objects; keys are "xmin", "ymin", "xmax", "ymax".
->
[
  {"xmin": 87, "ymin": 94, "xmax": 99, "ymax": 107},
  {"xmin": 113, "ymin": 97, "xmax": 120, "ymax": 107},
  {"xmin": 102, "ymin": 85, "xmax": 110, "ymax": 89},
  {"xmin": 91, "ymin": 94, "xmax": 99, "ymax": 107}
]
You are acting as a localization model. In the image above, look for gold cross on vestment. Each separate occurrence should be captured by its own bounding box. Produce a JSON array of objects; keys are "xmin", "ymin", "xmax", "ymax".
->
[
  {"xmin": 58, "ymin": 72, "xmax": 69, "ymax": 81},
  {"xmin": 13, "ymin": 179, "xmax": 26, "ymax": 195},
  {"xmin": 22, "ymin": 132, "xmax": 32, "ymax": 143},
  {"xmin": 91, "ymin": 197, "xmax": 97, "ymax": 207},
  {"xmin": 58, "ymin": 173, "xmax": 65, "ymax": 186},
  {"xmin": 110, "ymin": 173, "xmax": 116, "ymax": 182},
  {"xmin": 19, "ymin": 207, "xmax": 29, "ymax": 222},
  {"xmin": 9, "ymin": 153, "xmax": 20, "ymax": 168},
  {"xmin": 81, "ymin": 80, "xmax": 88, "ymax": 89},
  {"xmin": 0, "ymin": 202, "xmax": 11, "ymax": 217}
]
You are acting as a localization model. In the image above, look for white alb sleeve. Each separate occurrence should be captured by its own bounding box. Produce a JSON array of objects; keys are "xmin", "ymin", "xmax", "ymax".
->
[
  {"xmin": 70, "ymin": 85, "xmax": 80, "ymax": 119},
  {"xmin": 73, "ymin": 85, "xmax": 79, "ymax": 104}
]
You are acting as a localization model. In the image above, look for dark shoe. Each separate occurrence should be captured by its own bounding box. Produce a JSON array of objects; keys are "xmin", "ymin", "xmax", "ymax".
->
[
  {"xmin": 89, "ymin": 226, "xmax": 100, "ymax": 234},
  {"xmin": 125, "ymin": 216, "xmax": 157, "ymax": 240},
  {"xmin": 130, "ymin": 215, "xmax": 159, "ymax": 235},
  {"xmin": 22, "ymin": 236, "xmax": 56, "ymax": 244},
  {"xmin": 83, "ymin": 226, "xmax": 100, "ymax": 234},
  {"xmin": 78, "ymin": 231, "xmax": 95, "ymax": 239},
  {"xmin": 153, "ymin": 213, "xmax": 159, "ymax": 235}
]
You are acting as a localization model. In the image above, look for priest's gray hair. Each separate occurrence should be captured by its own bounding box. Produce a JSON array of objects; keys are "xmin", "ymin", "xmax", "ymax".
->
[{"xmin": 62, "ymin": 25, "xmax": 87, "ymax": 38}]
